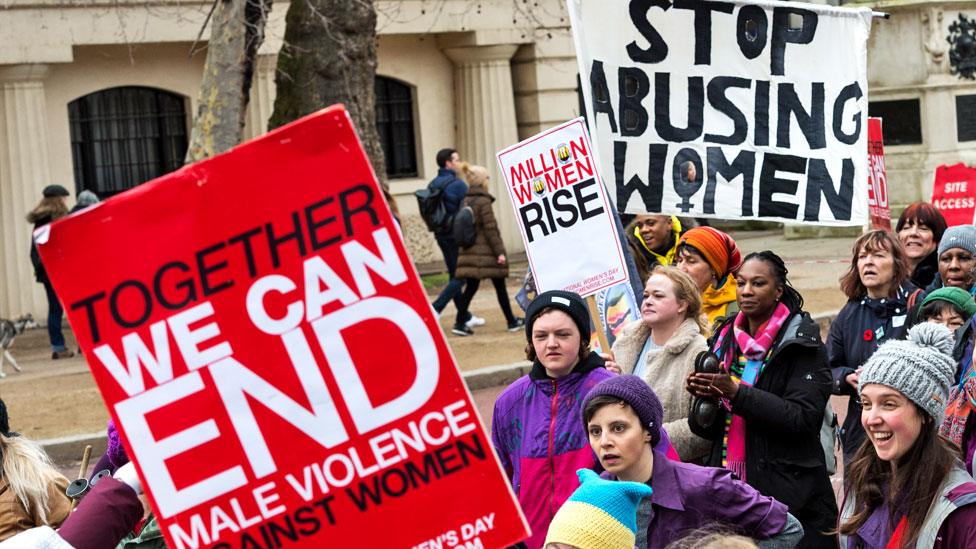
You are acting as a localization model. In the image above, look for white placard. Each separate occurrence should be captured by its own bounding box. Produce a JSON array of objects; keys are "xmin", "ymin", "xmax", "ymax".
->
[
  {"xmin": 497, "ymin": 118, "xmax": 628, "ymax": 296},
  {"xmin": 568, "ymin": 0, "xmax": 872, "ymax": 225}
]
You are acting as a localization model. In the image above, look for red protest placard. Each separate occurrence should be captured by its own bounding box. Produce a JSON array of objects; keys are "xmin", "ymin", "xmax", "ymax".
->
[
  {"xmin": 866, "ymin": 118, "xmax": 891, "ymax": 231},
  {"xmin": 931, "ymin": 163, "xmax": 976, "ymax": 226},
  {"xmin": 37, "ymin": 106, "xmax": 529, "ymax": 549}
]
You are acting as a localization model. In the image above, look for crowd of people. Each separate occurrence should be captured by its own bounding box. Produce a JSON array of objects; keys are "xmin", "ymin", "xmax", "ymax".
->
[
  {"xmin": 5, "ymin": 155, "xmax": 976, "ymax": 549},
  {"xmin": 479, "ymin": 200, "xmax": 976, "ymax": 547}
]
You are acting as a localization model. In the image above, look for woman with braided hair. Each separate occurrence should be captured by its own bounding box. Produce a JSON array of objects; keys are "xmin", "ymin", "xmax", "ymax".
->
[
  {"xmin": 0, "ymin": 400, "xmax": 71, "ymax": 541},
  {"xmin": 685, "ymin": 251, "xmax": 837, "ymax": 548}
]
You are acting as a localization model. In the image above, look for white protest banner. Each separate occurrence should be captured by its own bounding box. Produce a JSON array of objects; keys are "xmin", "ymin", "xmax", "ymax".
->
[
  {"xmin": 497, "ymin": 118, "xmax": 628, "ymax": 297},
  {"xmin": 568, "ymin": 0, "xmax": 872, "ymax": 225}
]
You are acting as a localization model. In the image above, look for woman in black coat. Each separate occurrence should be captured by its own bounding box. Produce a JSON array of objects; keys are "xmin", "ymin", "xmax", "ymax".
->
[
  {"xmin": 686, "ymin": 251, "xmax": 837, "ymax": 548},
  {"xmin": 827, "ymin": 230, "xmax": 916, "ymax": 469}
]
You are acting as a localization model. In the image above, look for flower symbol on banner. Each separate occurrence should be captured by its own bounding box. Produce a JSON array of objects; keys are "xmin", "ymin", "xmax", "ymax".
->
[{"xmin": 863, "ymin": 329, "xmax": 874, "ymax": 342}]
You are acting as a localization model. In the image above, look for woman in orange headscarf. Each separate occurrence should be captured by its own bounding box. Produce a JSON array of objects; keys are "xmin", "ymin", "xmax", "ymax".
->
[{"xmin": 675, "ymin": 227, "xmax": 743, "ymax": 329}]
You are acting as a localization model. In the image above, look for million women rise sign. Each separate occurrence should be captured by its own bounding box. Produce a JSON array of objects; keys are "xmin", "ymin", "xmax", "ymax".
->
[
  {"xmin": 498, "ymin": 118, "xmax": 628, "ymax": 296},
  {"xmin": 37, "ymin": 106, "xmax": 528, "ymax": 549}
]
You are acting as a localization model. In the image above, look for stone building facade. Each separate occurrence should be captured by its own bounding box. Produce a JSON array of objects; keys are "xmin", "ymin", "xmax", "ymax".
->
[
  {"xmin": 852, "ymin": 0, "xmax": 976, "ymax": 208},
  {"xmin": 0, "ymin": 0, "xmax": 581, "ymax": 319}
]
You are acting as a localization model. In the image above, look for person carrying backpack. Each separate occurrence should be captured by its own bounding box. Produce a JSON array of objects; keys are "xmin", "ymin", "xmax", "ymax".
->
[
  {"xmin": 451, "ymin": 164, "xmax": 523, "ymax": 335},
  {"xmin": 423, "ymin": 148, "xmax": 483, "ymax": 328}
]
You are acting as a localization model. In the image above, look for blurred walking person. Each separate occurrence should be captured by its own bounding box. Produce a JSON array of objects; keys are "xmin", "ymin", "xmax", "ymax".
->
[
  {"xmin": 451, "ymin": 164, "xmax": 523, "ymax": 335},
  {"xmin": 427, "ymin": 148, "xmax": 483, "ymax": 328},
  {"xmin": 26, "ymin": 185, "xmax": 74, "ymax": 359}
]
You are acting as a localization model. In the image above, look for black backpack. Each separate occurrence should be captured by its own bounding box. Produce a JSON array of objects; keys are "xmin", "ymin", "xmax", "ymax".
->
[
  {"xmin": 452, "ymin": 205, "xmax": 477, "ymax": 248},
  {"xmin": 414, "ymin": 182, "xmax": 453, "ymax": 233}
]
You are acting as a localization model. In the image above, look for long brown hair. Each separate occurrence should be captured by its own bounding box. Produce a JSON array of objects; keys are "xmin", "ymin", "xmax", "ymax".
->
[
  {"xmin": 839, "ymin": 230, "xmax": 910, "ymax": 300},
  {"xmin": 25, "ymin": 196, "xmax": 68, "ymax": 224},
  {"xmin": 838, "ymin": 407, "xmax": 957, "ymax": 548}
]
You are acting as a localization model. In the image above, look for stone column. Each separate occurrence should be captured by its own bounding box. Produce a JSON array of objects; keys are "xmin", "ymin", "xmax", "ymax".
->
[
  {"xmin": 0, "ymin": 64, "xmax": 51, "ymax": 320},
  {"xmin": 244, "ymin": 54, "xmax": 278, "ymax": 140},
  {"xmin": 443, "ymin": 45, "xmax": 523, "ymax": 254}
]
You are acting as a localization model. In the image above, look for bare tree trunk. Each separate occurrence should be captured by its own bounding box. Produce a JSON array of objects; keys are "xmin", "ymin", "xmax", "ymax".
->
[
  {"xmin": 268, "ymin": 0, "xmax": 387, "ymax": 182},
  {"xmin": 185, "ymin": 0, "xmax": 272, "ymax": 163}
]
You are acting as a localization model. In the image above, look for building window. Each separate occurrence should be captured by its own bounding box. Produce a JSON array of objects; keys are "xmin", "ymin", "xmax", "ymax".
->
[
  {"xmin": 867, "ymin": 99, "xmax": 923, "ymax": 146},
  {"xmin": 68, "ymin": 87, "xmax": 188, "ymax": 197},
  {"xmin": 374, "ymin": 76, "xmax": 417, "ymax": 178},
  {"xmin": 956, "ymin": 94, "xmax": 976, "ymax": 142}
]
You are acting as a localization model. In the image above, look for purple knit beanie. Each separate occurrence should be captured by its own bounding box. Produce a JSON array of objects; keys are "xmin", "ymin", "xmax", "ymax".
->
[
  {"xmin": 582, "ymin": 375, "xmax": 664, "ymax": 446},
  {"xmin": 106, "ymin": 419, "xmax": 129, "ymax": 468}
]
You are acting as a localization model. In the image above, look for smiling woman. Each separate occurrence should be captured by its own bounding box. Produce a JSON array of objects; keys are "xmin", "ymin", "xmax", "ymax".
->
[
  {"xmin": 839, "ymin": 323, "xmax": 976, "ymax": 548},
  {"xmin": 896, "ymin": 202, "xmax": 948, "ymax": 289}
]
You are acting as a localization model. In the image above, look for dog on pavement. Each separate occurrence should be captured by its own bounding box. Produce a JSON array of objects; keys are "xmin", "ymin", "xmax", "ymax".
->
[{"xmin": 0, "ymin": 314, "xmax": 38, "ymax": 378}]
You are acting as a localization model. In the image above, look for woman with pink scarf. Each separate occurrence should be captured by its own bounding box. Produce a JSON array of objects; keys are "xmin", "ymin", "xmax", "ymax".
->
[{"xmin": 686, "ymin": 251, "xmax": 837, "ymax": 548}]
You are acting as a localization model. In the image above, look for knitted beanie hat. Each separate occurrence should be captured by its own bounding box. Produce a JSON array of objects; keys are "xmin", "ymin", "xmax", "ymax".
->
[
  {"xmin": 858, "ymin": 323, "xmax": 957, "ymax": 422},
  {"xmin": 106, "ymin": 419, "xmax": 129, "ymax": 469},
  {"xmin": 937, "ymin": 224, "xmax": 976, "ymax": 257},
  {"xmin": 679, "ymin": 226, "xmax": 743, "ymax": 279},
  {"xmin": 921, "ymin": 287, "xmax": 976, "ymax": 320},
  {"xmin": 582, "ymin": 375, "xmax": 664, "ymax": 446},
  {"xmin": 544, "ymin": 469, "xmax": 653, "ymax": 549},
  {"xmin": 525, "ymin": 290, "xmax": 591, "ymax": 342}
]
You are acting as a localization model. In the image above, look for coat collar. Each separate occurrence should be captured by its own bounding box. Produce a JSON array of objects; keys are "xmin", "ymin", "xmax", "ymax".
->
[
  {"xmin": 661, "ymin": 318, "xmax": 704, "ymax": 355},
  {"xmin": 648, "ymin": 449, "xmax": 685, "ymax": 512}
]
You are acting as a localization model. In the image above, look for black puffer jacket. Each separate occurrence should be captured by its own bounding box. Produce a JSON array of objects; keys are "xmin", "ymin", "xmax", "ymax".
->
[{"xmin": 701, "ymin": 312, "xmax": 837, "ymax": 548}]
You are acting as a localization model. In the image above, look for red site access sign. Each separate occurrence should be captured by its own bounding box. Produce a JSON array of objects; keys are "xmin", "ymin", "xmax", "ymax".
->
[
  {"xmin": 37, "ymin": 106, "xmax": 528, "ymax": 549},
  {"xmin": 931, "ymin": 163, "xmax": 976, "ymax": 226}
]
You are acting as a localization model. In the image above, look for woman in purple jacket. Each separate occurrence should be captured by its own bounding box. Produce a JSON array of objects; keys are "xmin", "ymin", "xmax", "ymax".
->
[
  {"xmin": 491, "ymin": 290, "xmax": 614, "ymax": 549},
  {"xmin": 492, "ymin": 290, "xmax": 676, "ymax": 548},
  {"xmin": 581, "ymin": 375, "xmax": 803, "ymax": 548}
]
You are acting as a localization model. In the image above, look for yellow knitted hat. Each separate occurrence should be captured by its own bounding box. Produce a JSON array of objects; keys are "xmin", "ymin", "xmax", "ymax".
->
[{"xmin": 544, "ymin": 469, "xmax": 652, "ymax": 549}]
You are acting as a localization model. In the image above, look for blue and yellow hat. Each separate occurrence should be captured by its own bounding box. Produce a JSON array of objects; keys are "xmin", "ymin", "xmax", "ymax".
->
[{"xmin": 544, "ymin": 469, "xmax": 652, "ymax": 549}]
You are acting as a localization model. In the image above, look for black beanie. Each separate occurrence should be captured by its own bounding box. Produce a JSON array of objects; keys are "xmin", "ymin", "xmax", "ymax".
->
[{"xmin": 524, "ymin": 290, "xmax": 591, "ymax": 341}]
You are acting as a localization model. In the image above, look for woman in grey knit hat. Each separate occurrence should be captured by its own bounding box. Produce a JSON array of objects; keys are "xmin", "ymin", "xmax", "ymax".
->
[{"xmin": 838, "ymin": 323, "xmax": 976, "ymax": 548}]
